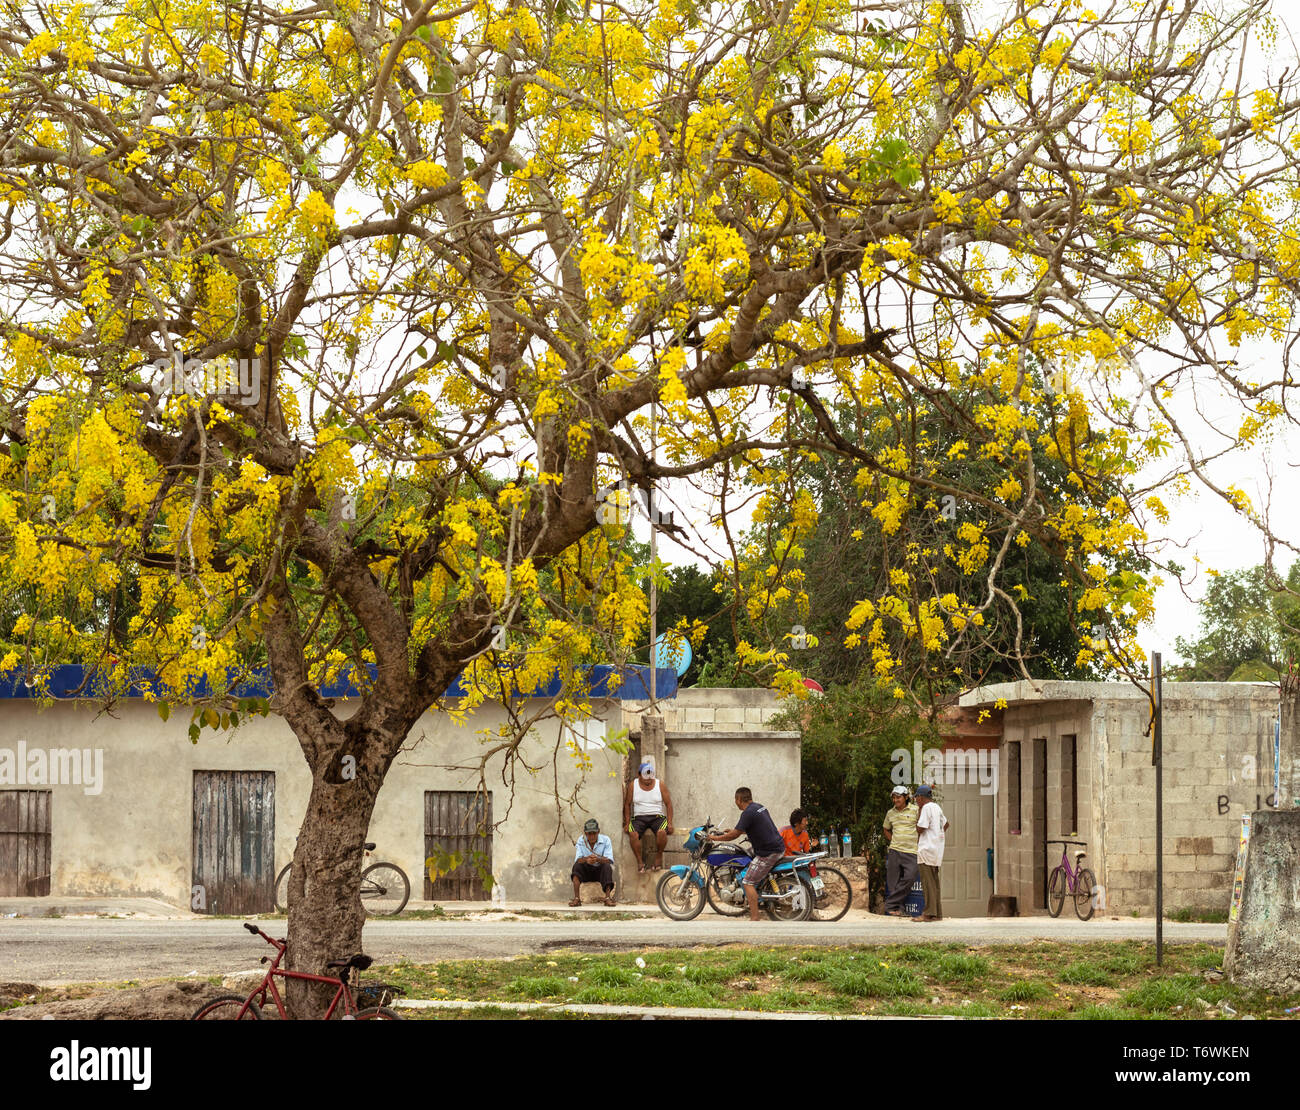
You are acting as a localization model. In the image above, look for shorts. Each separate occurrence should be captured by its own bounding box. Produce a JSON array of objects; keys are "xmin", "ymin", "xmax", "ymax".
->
[
  {"xmin": 629, "ymin": 814, "xmax": 668, "ymax": 836},
  {"xmin": 743, "ymin": 851, "xmax": 784, "ymax": 889}
]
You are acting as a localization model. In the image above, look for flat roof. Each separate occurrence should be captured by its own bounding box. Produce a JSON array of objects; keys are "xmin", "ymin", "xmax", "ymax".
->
[
  {"xmin": 959, "ymin": 679, "xmax": 1277, "ymax": 709},
  {"xmin": 0, "ymin": 663, "xmax": 677, "ymax": 703}
]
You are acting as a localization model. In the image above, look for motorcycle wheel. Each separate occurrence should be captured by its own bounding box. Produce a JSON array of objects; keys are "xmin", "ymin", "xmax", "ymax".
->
[
  {"xmin": 705, "ymin": 862, "xmax": 749, "ymax": 917},
  {"xmin": 764, "ymin": 873, "xmax": 814, "ymax": 922},
  {"xmin": 656, "ymin": 870, "xmax": 706, "ymax": 920}
]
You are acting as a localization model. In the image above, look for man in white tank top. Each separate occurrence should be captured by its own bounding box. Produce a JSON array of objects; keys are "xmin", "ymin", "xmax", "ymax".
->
[{"xmin": 623, "ymin": 761, "xmax": 674, "ymax": 871}]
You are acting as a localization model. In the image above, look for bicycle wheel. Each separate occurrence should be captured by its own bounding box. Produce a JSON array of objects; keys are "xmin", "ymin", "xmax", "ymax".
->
[
  {"xmin": 361, "ymin": 862, "xmax": 410, "ymax": 916},
  {"xmin": 274, "ymin": 863, "xmax": 293, "ymax": 913},
  {"xmin": 1074, "ymin": 867, "xmax": 1096, "ymax": 921},
  {"xmin": 1047, "ymin": 866, "xmax": 1066, "ymax": 917},
  {"xmin": 354, "ymin": 1006, "xmax": 403, "ymax": 1020},
  {"xmin": 655, "ymin": 870, "xmax": 705, "ymax": 920},
  {"xmin": 705, "ymin": 862, "xmax": 748, "ymax": 917},
  {"xmin": 765, "ymin": 873, "xmax": 813, "ymax": 921},
  {"xmin": 807, "ymin": 865, "xmax": 852, "ymax": 922},
  {"xmin": 191, "ymin": 994, "xmax": 262, "ymax": 1020}
]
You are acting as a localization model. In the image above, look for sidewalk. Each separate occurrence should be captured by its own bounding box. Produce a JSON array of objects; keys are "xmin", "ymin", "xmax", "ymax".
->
[{"xmin": 0, "ymin": 895, "xmax": 662, "ymax": 919}]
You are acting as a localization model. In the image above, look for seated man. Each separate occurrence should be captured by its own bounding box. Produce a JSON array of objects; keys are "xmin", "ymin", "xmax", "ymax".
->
[
  {"xmin": 624, "ymin": 760, "xmax": 674, "ymax": 872},
  {"xmin": 571, "ymin": 818, "xmax": 616, "ymax": 906},
  {"xmin": 780, "ymin": 808, "xmax": 813, "ymax": 856}
]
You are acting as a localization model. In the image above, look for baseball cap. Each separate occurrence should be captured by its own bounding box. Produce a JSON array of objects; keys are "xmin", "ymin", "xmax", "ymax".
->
[
  {"xmin": 638, "ymin": 762, "xmax": 654, "ymax": 775},
  {"xmin": 891, "ymin": 785, "xmax": 909, "ymax": 795},
  {"xmin": 583, "ymin": 818, "xmax": 600, "ymax": 832},
  {"xmin": 915, "ymin": 784, "xmax": 933, "ymax": 797}
]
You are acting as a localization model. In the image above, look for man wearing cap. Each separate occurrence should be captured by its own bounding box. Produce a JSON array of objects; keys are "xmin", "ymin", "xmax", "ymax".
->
[
  {"xmin": 708, "ymin": 787, "xmax": 786, "ymax": 922},
  {"xmin": 571, "ymin": 818, "xmax": 617, "ymax": 906},
  {"xmin": 913, "ymin": 785, "xmax": 950, "ymax": 922},
  {"xmin": 624, "ymin": 760, "xmax": 674, "ymax": 872},
  {"xmin": 881, "ymin": 785, "xmax": 920, "ymax": 916}
]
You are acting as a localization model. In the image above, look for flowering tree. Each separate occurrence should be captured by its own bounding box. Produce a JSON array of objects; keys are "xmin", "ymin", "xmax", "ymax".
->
[{"xmin": 0, "ymin": 0, "xmax": 1297, "ymax": 1010}]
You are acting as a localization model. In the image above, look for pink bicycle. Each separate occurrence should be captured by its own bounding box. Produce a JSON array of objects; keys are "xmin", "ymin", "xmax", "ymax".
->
[{"xmin": 1046, "ymin": 839, "xmax": 1096, "ymax": 921}]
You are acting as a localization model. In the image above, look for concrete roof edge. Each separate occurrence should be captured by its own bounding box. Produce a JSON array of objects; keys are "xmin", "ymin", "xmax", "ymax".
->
[{"xmin": 958, "ymin": 678, "xmax": 1278, "ymax": 708}]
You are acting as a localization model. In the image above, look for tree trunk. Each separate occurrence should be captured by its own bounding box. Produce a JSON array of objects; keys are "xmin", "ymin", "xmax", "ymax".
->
[{"xmin": 283, "ymin": 771, "xmax": 380, "ymax": 1017}]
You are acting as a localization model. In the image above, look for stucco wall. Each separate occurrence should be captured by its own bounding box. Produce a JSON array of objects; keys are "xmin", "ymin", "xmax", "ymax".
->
[
  {"xmin": 0, "ymin": 697, "xmax": 624, "ymax": 904},
  {"xmin": 1, "ymin": 686, "xmax": 801, "ymax": 905}
]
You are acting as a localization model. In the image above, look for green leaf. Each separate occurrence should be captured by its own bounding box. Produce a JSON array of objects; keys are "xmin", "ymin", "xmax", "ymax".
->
[
  {"xmin": 416, "ymin": 345, "xmax": 428, "ymax": 360},
  {"xmin": 157, "ymin": 702, "xmax": 170, "ymax": 722},
  {"xmin": 432, "ymin": 63, "xmax": 454, "ymax": 94},
  {"xmin": 283, "ymin": 335, "xmax": 308, "ymax": 360},
  {"xmin": 188, "ymin": 722, "xmax": 200, "ymax": 744},
  {"xmin": 415, "ymin": 24, "xmax": 430, "ymax": 42}
]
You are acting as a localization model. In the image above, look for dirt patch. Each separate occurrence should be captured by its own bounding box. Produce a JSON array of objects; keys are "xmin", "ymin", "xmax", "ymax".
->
[{"xmin": 0, "ymin": 979, "xmax": 212, "ymax": 1020}]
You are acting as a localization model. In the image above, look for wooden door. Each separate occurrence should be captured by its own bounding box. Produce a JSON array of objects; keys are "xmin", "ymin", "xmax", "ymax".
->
[
  {"xmin": 192, "ymin": 771, "xmax": 275, "ymax": 914},
  {"xmin": 938, "ymin": 784, "xmax": 994, "ymax": 916},
  {"xmin": 1032, "ymin": 738, "xmax": 1048, "ymax": 908},
  {"xmin": 0, "ymin": 790, "xmax": 51, "ymax": 896},
  {"xmin": 423, "ymin": 791, "xmax": 493, "ymax": 900}
]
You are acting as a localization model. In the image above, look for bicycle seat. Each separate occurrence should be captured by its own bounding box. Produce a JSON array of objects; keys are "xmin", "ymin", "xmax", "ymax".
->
[
  {"xmin": 326, "ymin": 953, "xmax": 374, "ymax": 972},
  {"xmin": 363, "ymin": 842, "xmax": 376, "ymax": 851}
]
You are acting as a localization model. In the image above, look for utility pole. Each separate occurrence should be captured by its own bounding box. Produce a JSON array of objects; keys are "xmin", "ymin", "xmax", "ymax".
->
[
  {"xmin": 1152, "ymin": 650, "xmax": 1164, "ymax": 966},
  {"xmin": 649, "ymin": 401, "xmax": 657, "ymax": 709}
]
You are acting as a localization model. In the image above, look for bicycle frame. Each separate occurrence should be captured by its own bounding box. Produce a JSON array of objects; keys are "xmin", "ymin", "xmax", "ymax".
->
[
  {"xmin": 1048, "ymin": 839, "xmax": 1087, "ymax": 892},
  {"xmin": 237, "ymin": 924, "xmax": 358, "ymax": 1019}
]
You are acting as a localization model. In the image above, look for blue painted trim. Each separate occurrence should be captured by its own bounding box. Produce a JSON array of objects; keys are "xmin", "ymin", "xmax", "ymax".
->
[{"xmin": 0, "ymin": 663, "xmax": 677, "ymax": 702}]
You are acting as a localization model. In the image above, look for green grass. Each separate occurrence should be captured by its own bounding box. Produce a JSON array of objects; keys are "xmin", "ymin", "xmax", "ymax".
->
[
  {"xmin": 932, "ymin": 953, "xmax": 993, "ymax": 984},
  {"xmin": 1167, "ymin": 907, "xmax": 1230, "ymax": 924},
  {"xmin": 1059, "ymin": 960, "xmax": 1115, "ymax": 987},
  {"xmin": 998, "ymin": 980, "xmax": 1052, "ymax": 1002},
  {"xmin": 13, "ymin": 940, "xmax": 1288, "ymax": 1022}
]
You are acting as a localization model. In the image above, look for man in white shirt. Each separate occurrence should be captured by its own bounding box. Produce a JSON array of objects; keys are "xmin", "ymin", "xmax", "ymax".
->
[
  {"xmin": 913, "ymin": 784, "xmax": 950, "ymax": 922},
  {"xmin": 624, "ymin": 761, "xmax": 674, "ymax": 872},
  {"xmin": 571, "ymin": 818, "xmax": 617, "ymax": 906}
]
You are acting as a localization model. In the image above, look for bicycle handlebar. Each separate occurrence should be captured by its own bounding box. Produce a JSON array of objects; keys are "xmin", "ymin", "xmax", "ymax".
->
[
  {"xmin": 1046, "ymin": 839, "xmax": 1087, "ymax": 847},
  {"xmin": 244, "ymin": 922, "xmax": 259, "ymax": 933}
]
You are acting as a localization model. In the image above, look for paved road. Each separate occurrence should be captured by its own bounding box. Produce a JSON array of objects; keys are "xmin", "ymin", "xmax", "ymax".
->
[{"xmin": 0, "ymin": 916, "xmax": 1225, "ymax": 984}]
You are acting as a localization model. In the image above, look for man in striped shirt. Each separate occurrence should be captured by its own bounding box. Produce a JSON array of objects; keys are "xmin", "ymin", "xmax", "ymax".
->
[{"xmin": 881, "ymin": 786, "xmax": 920, "ymax": 916}]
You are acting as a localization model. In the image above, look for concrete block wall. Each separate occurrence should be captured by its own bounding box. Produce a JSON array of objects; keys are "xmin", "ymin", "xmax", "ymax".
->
[
  {"xmin": 1097, "ymin": 686, "xmax": 1277, "ymax": 915},
  {"xmin": 619, "ymin": 687, "xmax": 787, "ymax": 736}
]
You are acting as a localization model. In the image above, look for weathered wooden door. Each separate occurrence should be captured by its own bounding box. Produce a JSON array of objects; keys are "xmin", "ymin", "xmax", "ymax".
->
[
  {"xmin": 938, "ymin": 784, "xmax": 994, "ymax": 916},
  {"xmin": 0, "ymin": 790, "xmax": 51, "ymax": 896},
  {"xmin": 423, "ymin": 791, "xmax": 492, "ymax": 900},
  {"xmin": 192, "ymin": 771, "xmax": 275, "ymax": 914}
]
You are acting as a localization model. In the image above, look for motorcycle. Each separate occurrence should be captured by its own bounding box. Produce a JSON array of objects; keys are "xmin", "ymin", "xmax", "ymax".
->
[
  {"xmin": 706, "ymin": 841, "xmax": 854, "ymax": 922},
  {"xmin": 655, "ymin": 821, "xmax": 813, "ymax": 921}
]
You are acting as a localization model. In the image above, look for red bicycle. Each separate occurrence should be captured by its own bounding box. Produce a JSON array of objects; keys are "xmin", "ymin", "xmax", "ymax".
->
[{"xmin": 191, "ymin": 922, "xmax": 402, "ymax": 1019}]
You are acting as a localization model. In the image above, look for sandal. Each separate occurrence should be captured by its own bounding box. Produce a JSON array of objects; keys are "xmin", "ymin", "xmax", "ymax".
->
[
  {"xmin": 568, "ymin": 897, "xmax": 582, "ymax": 907},
  {"xmin": 604, "ymin": 895, "xmax": 616, "ymax": 906}
]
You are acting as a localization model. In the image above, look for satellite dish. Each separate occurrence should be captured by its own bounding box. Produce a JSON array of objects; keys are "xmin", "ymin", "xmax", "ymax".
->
[{"xmin": 653, "ymin": 633, "xmax": 693, "ymax": 677}]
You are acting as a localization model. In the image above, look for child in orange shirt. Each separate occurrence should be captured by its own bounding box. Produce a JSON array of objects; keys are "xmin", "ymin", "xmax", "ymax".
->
[{"xmin": 780, "ymin": 808, "xmax": 813, "ymax": 855}]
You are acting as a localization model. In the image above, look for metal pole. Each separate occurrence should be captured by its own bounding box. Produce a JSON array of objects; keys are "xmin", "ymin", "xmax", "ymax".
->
[
  {"xmin": 648, "ymin": 402, "xmax": 657, "ymax": 708},
  {"xmin": 1152, "ymin": 650, "xmax": 1163, "ymax": 966}
]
